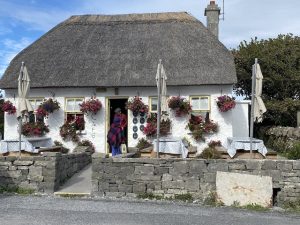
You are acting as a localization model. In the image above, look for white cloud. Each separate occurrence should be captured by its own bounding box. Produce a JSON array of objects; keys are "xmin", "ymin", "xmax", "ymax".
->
[{"xmin": 0, "ymin": 37, "xmax": 32, "ymax": 77}]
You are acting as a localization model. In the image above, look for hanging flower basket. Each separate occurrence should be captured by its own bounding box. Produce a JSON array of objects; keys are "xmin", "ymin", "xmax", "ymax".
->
[
  {"xmin": 187, "ymin": 114, "xmax": 218, "ymax": 141},
  {"xmin": 80, "ymin": 97, "xmax": 102, "ymax": 115},
  {"xmin": 36, "ymin": 98, "xmax": 60, "ymax": 118},
  {"xmin": 21, "ymin": 121, "xmax": 49, "ymax": 137},
  {"xmin": 143, "ymin": 113, "xmax": 171, "ymax": 137},
  {"xmin": 216, "ymin": 95, "xmax": 236, "ymax": 112},
  {"xmin": 168, "ymin": 96, "xmax": 192, "ymax": 117},
  {"xmin": 1, "ymin": 100, "xmax": 16, "ymax": 115},
  {"xmin": 59, "ymin": 117, "xmax": 85, "ymax": 142},
  {"xmin": 126, "ymin": 96, "xmax": 149, "ymax": 114}
]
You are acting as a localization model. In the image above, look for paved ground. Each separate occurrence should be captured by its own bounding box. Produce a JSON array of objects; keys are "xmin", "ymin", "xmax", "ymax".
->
[
  {"xmin": 0, "ymin": 195, "xmax": 299, "ymax": 225},
  {"xmin": 55, "ymin": 165, "xmax": 92, "ymax": 195}
]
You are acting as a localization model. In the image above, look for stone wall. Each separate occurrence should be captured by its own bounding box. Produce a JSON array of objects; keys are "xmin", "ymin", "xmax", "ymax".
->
[
  {"xmin": 91, "ymin": 154, "xmax": 300, "ymax": 206},
  {"xmin": 0, "ymin": 152, "xmax": 91, "ymax": 193}
]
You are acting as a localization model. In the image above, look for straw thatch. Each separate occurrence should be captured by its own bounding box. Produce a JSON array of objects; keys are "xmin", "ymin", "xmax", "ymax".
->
[{"xmin": 0, "ymin": 12, "xmax": 236, "ymax": 89}]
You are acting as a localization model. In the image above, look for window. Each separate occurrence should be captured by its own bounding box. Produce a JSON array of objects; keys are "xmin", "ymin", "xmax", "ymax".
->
[
  {"xmin": 149, "ymin": 97, "xmax": 158, "ymax": 113},
  {"xmin": 65, "ymin": 98, "xmax": 85, "ymax": 130},
  {"xmin": 190, "ymin": 96, "xmax": 210, "ymax": 112},
  {"xmin": 28, "ymin": 98, "xmax": 44, "ymax": 123}
]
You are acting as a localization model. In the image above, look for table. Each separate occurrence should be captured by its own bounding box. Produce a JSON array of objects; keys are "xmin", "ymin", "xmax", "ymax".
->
[
  {"xmin": 227, "ymin": 137, "xmax": 268, "ymax": 158},
  {"xmin": 0, "ymin": 137, "xmax": 52, "ymax": 154},
  {"xmin": 153, "ymin": 138, "xmax": 188, "ymax": 158}
]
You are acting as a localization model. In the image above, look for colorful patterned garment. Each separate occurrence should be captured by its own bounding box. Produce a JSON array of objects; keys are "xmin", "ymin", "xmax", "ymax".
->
[{"xmin": 107, "ymin": 114, "xmax": 126, "ymax": 148}]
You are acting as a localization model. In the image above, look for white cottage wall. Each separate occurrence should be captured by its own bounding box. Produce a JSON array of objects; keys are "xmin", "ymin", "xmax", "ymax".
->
[{"xmin": 4, "ymin": 85, "xmax": 233, "ymax": 154}]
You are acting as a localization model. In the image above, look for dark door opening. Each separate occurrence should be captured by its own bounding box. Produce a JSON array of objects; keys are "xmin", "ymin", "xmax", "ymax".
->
[{"xmin": 108, "ymin": 98, "xmax": 128, "ymax": 153}]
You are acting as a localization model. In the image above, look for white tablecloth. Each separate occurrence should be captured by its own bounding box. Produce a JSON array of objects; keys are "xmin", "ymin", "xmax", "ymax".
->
[
  {"xmin": 227, "ymin": 137, "xmax": 268, "ymax": 158},
  {"xmin": 0, "ymin": 137, "xmax": 52, "ymax": 154},
  {"xmin": 153, "ymin": 138, "xmax": 188, "ymax": 158}
]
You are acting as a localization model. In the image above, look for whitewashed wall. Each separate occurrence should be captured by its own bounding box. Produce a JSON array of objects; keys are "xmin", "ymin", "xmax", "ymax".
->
[
  {"xmin": 4, "ymin": 84, "xmax": 234, "ymax": 153},
  {"xmin": 232, "ymin": 101, "xmax": 250, "ymax": 137}
]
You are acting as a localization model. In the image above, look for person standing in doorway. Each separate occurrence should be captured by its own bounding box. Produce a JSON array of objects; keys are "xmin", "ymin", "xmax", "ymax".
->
[{"xmin": 107, "ymin": 108, "xmax": 127, "ymax": 156}]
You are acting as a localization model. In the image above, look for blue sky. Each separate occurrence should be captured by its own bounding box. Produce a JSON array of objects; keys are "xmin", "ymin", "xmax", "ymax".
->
[{"xmin": 0, "ymin": 0, "xmax": 299, "ymax": 77}]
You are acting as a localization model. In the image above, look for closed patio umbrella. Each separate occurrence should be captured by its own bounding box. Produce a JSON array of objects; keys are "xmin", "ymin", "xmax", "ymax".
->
[
  {"xmin": 17, "ymin": 62, "xmax": 34, "ymax": 156},
  {"xmin": 253, "ymin": 63, "xmax": 267, "ymax": 122},
  {"xmin": 249, "ymin": 58, "xmax": 267, "ymax": 157}
]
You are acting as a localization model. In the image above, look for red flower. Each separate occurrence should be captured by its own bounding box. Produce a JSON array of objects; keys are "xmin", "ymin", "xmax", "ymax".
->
[
  {"xmin": 126, "ymin": 96, "xmax": 149, "ymax": 114},
  {"xmin": 216, "ymin": 95, "xmax": 236, "ymax": 112},
  {"xmin": 168, "ymin": 96, "xmax": 192, "ymax": 117},
  {"xmin": 80, "ymin": 97, "xmax": 102, "ymax": 115},
  {"xmin": 1, "ymin": 100, "xmax": 16, "ymax": 115}
]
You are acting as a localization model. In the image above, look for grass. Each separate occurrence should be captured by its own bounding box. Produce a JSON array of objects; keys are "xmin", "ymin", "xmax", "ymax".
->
[
  {"xmin": 137, "ymin": 193, "xmax": 194, "ymax": 202},
  {"xmin": 0, "ymin": 186, "xmax": 34, "ymax": 195},
  {"xmin": 203, "ymin": 192, "xmax": 224, "ymax": 207},
  {"xmin": 242, "ymin": 203, "xmax": 269, "ymax": 212},
  {"xmin": 283, "ymin": 199, "xmax": 300, "ymax": 213}
]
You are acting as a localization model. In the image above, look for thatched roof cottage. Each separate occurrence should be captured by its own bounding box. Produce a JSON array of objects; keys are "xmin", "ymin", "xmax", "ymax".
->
[{"xmin": 0, "ymin": 2, "xmax": 248, "ymax": 155}]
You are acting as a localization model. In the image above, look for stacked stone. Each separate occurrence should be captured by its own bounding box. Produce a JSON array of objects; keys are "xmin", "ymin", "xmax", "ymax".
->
[
  {"xmin": 91, "ymin": 155, "xmax": 300, "ymax": 206},
  {"xmin": 0, "ymin": 151, "xmax": 91, "ymax": 193}
]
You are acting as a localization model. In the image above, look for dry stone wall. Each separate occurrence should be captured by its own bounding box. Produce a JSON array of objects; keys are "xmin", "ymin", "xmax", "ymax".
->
[
  {"xmin": 91, "ymin": 154, "xmax": 300, "ymax": 206},
  {"xmin": 0, "ymin": 151, "xmax": 91, "ymax": 193}
]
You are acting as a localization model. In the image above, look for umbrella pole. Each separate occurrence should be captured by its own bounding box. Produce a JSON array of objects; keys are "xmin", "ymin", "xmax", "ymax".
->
[
  {"xmin": 18, "ymin": 116, "xmax": 22, "ymax": 158},
  {"xmin": 156, "ymin": 59, "xmax": 162, "ymax": 158},
  {"xmin": 250, "ymin": 58, "xmax": 258, "ymax": 159}
]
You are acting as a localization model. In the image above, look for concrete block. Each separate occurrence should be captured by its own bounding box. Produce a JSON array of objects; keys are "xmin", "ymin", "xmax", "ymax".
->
[{"xmin": 216, "ymin": 171, "xmax": 273, "ymax": 207}]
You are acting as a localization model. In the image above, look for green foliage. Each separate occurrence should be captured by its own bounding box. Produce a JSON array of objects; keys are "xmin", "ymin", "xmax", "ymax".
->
[
  {"xmin": 282, "ymin": 142, "xmax": 300, "ymax": 160},
  {"xmin": 0, "ymin": 186, "xmax": 34, "ymax": 195},
  {"xmin": 174, "ymin": 193, "xmax": 193, "ymax": 202},
  {"xmin": 198, "ymin": 147, "xmax": 221, "ymax": 159},
  {"xmin": 136, "ymin": 138, "xmax": 152, "ymax": 150},
  {"xmin": 232, "ymin": 34, "xmax": 300, "ymax": 126},
  {"xmin": 242, "ymin": 203, "xmax": 269, "ymax": 211},
  {"xmin": 203, "ymin": 192, "xmax": 224, "ymax": 207},
  {"xmin": 53, "ymin": 140, "xmax": 69, "ymax": 154},
  {"xmin": 137, "ymin": 193, "xmax": 163, "ymax": 200},
  {"xmin": 284, "ymin": 199, "xmax": 300, "ymax": 213}
]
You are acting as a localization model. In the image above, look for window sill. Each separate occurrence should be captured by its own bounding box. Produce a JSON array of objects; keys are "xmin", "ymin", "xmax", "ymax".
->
[{"xmin": 76, "ymin": 130, "xmax": 87, "ymax": 135}]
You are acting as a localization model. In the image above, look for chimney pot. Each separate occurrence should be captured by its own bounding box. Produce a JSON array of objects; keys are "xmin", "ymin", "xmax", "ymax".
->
[{"xmin": 204, "ymin": 0, "xmax": 221, "ymax": 38}]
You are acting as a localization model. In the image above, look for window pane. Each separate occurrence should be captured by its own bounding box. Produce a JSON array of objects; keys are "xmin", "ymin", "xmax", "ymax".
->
[
  {"xmin": 191, "ymin": 97, "xmax": 200, "ymax": 110},
  {"xmin": 151, "ymin": 98, "xmax": 158, "ymax": 111},
  {"xmin": 199, "ymin": 97, "xmax": 209, "ymax": 110},
  {"xmin": 74, "ymin": 99, "xmax": 82, "ymax": 112},
  {"xmin": 29, "ymin": 113, "xmax": 35, "ymax": 123},
  {"xmin": 66, "ymin": 99, "xmax": 74, "ymax": 111}
]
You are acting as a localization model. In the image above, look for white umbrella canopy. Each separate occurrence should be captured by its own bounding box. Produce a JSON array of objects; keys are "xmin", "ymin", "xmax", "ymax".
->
[
  {"xmin": 253, "ymin": 63, "xmax": 267, "ymax": 122},
  {"xmin": 156, "ymin": 62, "xmax": 168, "ymax": 114},
  {"xmin": 17, "ymin": 63, "xmax": 34, "ymax": 118}
]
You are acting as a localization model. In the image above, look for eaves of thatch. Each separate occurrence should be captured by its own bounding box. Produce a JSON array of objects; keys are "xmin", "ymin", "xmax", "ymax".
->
[{"xmin": 0, "ymin": 12, "xmax": 237, "ymax": 89}]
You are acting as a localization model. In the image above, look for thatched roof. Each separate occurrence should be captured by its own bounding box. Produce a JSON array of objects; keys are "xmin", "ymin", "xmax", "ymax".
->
[{"xmin": 0, "ymin": 12, "xmax": 236, "ymax": 89}]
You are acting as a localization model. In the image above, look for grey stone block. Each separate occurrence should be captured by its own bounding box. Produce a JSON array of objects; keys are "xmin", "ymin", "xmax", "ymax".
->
[
  {"xmin": 133, "ymin": 183, "xmax": 146, "ymax": 193},
  {"xmin": 162, "ymin": 174, "xmax": 173, "ymax": 181},
  {"xmin": 203, "ymin": 172, "xmax": 216, "ymax": 183},
  {"xmin": 154, "ymin": 167, "xmax": 169, "ymax": 175},
  {"xmin": 14, "ymin": 161, "xmax": 33, "ymax": 166},
  {"xmin": 207, "ymin": 163, "xmax": 228, "ymax": 172},
  {"xmin": 293, "ymin": 161, "xmax": 300, "ymax": 170},
  {"xmin": 118, "ymin": 184, "xmax": 133, "ymax": 193},
  {"xmin": 189, "ymin": 161, "xmax": 207, "ymax": 174},
  {"xmin": 277, "ymin": 161, "xmax": 293, "ymax": 171},
  {"xmin": 245, "ymin": 160, "xmax": 262, "ymax": 170},
  {"xmin": 134, "ymin": 165, "xmax": 154, "ymax": 175},
  {"xmin": 162, "ymin": 180, "xmax": 185, "ymax": 189},
  {"xmin": 261, "ymin": 160, "xmax": 277, "ymax": 170},
  {"xmin": 0, "ymin": 161, "xmax": 12, "ymax": 166},
  {"xmin": 0, "ymin": 166, "xmax": 8, "ymax": 171},
  {"xmin": 147, "ymin": 181, "xmax": 162, "ymax": 190},
  {"xmin": 185, "ymin": 179, "xmax": 200, "ymax": 191},
  {"xmin": 228, "ymin": 162, "xmax": 246, "ymax": 170}
]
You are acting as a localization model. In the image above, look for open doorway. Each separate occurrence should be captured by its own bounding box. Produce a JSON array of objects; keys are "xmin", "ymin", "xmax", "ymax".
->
[{"xmin": 106, "ymin": 98, "xmax": 128, "ymax": 154}]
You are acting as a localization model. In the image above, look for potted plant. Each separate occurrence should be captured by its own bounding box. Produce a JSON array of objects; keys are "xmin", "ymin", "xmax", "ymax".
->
[
  {"xmin": 1, "ymin": 100, "xmax": 16, "ymax": 115},
  {"xmin": 59, "ymin": 121, "xmax": 79, "ymax": 142},
  {"xmin": 36, "ymin": 98, "xmax": 60, "ymax": 118},
  {"xmin": 168, "ymin": 96, "xmax": 192, "ymax": 117},
  {"xmin": 126, "ymin": 96, "xmax": 149, "ymax": 114},
  {"xmin": 80, "ymin": 97, "xmax": 102, "ymax": 115},
  {"xmin": 216, "ymin": 95, "xmax": 236, "ymax": 112},
  {"xmin": 21, "ymin": 121, "xmax": 49, "ymax": 137},
  {"xmin": 143, "ymin": 113, "xmax": 171, "ymax": 137},
  {"xmin": 187, "ymin": 114, "xmax": 218, "ymax": 141}
]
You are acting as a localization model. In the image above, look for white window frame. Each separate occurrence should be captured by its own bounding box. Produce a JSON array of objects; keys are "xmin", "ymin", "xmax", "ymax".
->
[
  {"xmin": 189, "ymin": 95, "xmax": 211, "ymax": 112},
  {"xmin": 28, "ymin": 98, "xmax": 44, "ymax": 122},
  {"xmin": 149, "ymin": 96, "xmax": 158, "ymax": 113}
]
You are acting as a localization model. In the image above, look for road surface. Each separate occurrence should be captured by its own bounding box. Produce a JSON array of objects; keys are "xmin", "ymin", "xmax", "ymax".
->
[{"xmin": 0, "ymin": 195, "xmax": 299, "ymax": 225}]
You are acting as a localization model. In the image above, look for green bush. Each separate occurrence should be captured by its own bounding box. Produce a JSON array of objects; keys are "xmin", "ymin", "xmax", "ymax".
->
[
  {"xmin": 284, "ymin": 143, "xmax": 300, "ymax": 160},
  {"xmin": 198, "ymin": 147, "xmax": 221, "ymax": 159},
  {"xmin": 136, "ymin": 138, "xmax": 152, "ymax": 150}
]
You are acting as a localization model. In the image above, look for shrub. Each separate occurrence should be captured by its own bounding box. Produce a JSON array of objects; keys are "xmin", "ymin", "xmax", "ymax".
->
[
  {"xmin": 284, "ymin": 142, "xmax": 300, "ymax": 160},
  {"xmin": 53, "ymin": 140, "xmax": 69, "ymax": 154},
  {"xmin": 77, "ymin": 139, "xmax": 95, "ymax": 153},
  {"xmin": 143, "ymin": 114, "xmax": 171, "ymax": 137},
  {"xmin": 198, "ymin": 147, "xmax": 221, "ymax": 159},
  {"xmin": 208, "ymin": 140, "xmax": 222, "ymax": 148},
  {"xmin": 59, "ymin": 122, "xmax": 79, "ymax": 142},
  {"xmin": 136, "ymin": 138, "xmax": 152, "ymax": 150}
]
